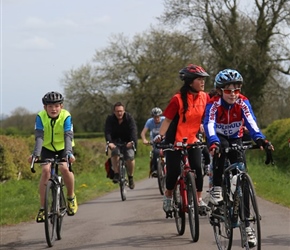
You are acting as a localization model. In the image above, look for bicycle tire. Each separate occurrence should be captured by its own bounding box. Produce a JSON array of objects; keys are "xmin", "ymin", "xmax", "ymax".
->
[
  {"xmin": 56, "ymin": 178, "xmax": 66, "ymax": 240},
  {"xmin": 44, "ymin": 180, "xmax": 57, "ymax": 247},
  {"xmin": 186, "ymin": 172, "xmax": 199, "ymax": 242},
  {"xmin": 240, "ymin": 173, "xmax": 261, "ymax": 250},
  {"xmin": 157, "ymin": 158, "xmax": 166, "ymax": 195},
  {"xmin": 119, "ymin": 160, "xmax": 127, "ymax": 201},
  {"xmin": 173, "ymin": 182, "xmax": 185, "ymax": 235},
  {"xmin": 211, "ymin": 176, "xmax": 233, "ymax": 250}
]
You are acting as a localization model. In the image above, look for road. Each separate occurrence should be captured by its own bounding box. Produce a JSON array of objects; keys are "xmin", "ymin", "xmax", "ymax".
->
[{"xmin": 1, "ymin": 178, "xmax": 290, "ymax": 250}]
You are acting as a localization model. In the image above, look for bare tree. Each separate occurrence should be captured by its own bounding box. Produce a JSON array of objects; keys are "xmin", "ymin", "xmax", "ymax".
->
[{"xmin": 159, "ymin": 0, "xmax": 290, "ymax": 111}]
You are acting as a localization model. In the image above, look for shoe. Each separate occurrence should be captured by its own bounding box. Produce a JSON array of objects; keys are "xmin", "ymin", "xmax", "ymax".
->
[
  {"xmin": 209, "ymin": 186, "xmax": 223, "ymax": 205},
  {"xmin": 199, "ymin": 199, "xmax": 211, "ymax": 211},
  {"xmin": 36, "ymin": 208, "xmax": 45, "ymax": 223},
  {"xmin": 151, "ymin": 170, "xmax": 158, "ymax": 178},
  {"xmin": 112, "ymin": 173, "xmax": 120, "ymax": 183},
  {"xmin": 246, "ymin": 227, "xmax": 257, "ymax": 248},
  {"xmin": 67, "ymin": 195, "xmax": 78, "ymax": 216},
  {"xmin": 128, "ymin": 176, "xmax": 135, "ymax": 189},
  {"xmin": 163, "ymin": 196, "xmax": 173, "ymax": 212}
]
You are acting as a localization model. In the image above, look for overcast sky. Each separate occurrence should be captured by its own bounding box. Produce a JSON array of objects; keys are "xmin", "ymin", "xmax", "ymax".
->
[{"xmin": 0, "ymin": 0, "xmax": 165, "ymax": 116}]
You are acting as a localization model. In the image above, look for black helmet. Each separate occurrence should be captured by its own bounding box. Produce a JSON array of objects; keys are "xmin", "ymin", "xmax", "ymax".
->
[
  {"xmin": 42, "ymin": 91, "xmax": 64, "ymax": 105},
  {"xmin": 179, "ymin": 64, "xmax": 209, "ymax": 81},
  {"xmin": 214, "ymin": 69, "xmax": 243, "ymax": 88},
  {"xmin": 151, "ymin": 107, "xmax": 162, "ymax": 116}
]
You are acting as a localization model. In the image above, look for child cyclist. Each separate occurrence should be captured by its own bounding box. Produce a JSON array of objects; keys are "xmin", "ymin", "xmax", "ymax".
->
[
  {"xmin": 140, "ymin": 107, "xmax": 165, "ymax": 177},
  {"xmin": 203, "ymin": 69, "xmax": 274, "ymax": 247},
  {"xmin": 28, "ymin": 91, "xmax": 78, "ymax": 222}
]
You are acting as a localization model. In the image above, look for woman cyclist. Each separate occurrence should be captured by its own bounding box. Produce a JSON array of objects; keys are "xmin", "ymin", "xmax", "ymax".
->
[{"xmin": 154, "ymin": 63, "xmax": 210, "ymax": 213}]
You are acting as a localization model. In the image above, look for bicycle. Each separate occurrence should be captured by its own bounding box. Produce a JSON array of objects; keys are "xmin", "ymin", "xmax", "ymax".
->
[
  {"xmin": 106, "ymin": 141, "xmax": 136, "ymax": 201},
  {"xmin": 208, "ymin": 141, "xmax": 274, "ymax": 250},
  {"xmin": 145, "ymin": 141, "xmax": 167, "ymax": 195},
  {"xmin": 156, "ymin": 138, "xmax": 206, "ymax": 242},
  {"xmin": 30, "ymin": 155, "xmax": 72, "ymax": 247}
]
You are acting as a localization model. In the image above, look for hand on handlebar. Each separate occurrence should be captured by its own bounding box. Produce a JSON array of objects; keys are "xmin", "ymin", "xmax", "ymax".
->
[
  {"xmin": 209, "ymin": 143, "xmax": 220, "ymax": 156},
  {"xmin": 66, "ymin": 153, "xmax": 76, "ymax": 163},
  {"xmin": 154, "ymin": 134, "xmax": 165, "ymax": 143},
  {"xmin": 28, "ymin": 155, "xmax": 38, "ymax": 164}
]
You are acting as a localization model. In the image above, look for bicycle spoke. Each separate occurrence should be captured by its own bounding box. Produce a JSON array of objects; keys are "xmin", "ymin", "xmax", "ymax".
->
[
  {"xmin": 240, "ymin": 174, "xmax": 261, "ymax": 250},
  {"xmin": 173, "ymin": 183, "xmax": 185, "ymax": 235},
  {"xmin": 44, "ymin": 180, "xmax": 57, "ymax": 247},
  {"xmin": 186, "ymin": 172, "xmax": 199, "ymax": 242}
]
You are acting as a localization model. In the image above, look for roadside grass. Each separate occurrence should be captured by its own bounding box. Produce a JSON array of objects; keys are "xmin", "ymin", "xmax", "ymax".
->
[
  {"xmin": 1, "ymin": 154, "xmax": 289, "ymax": 226},
  {"xmin": 247, "ymin": 158, "xmax": 290, "ymax": 208},
  {"xmin": 0, "ymin": 156, "xmax": 149, "ymax": 226}
]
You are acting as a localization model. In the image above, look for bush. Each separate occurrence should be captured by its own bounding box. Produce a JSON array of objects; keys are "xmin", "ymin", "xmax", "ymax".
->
[
  {"xmin": 0, "ymin": 135, "xmax": 36, "ymax": 181},
  {"xmin": 263, "ymin": 118, "xmax": 290, "ymax": 172}
]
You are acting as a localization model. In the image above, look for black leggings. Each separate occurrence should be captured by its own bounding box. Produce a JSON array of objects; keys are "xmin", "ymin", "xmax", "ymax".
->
[{"xmin": 165, "ymin": 147, "xmax": 203, "ymax": 191}]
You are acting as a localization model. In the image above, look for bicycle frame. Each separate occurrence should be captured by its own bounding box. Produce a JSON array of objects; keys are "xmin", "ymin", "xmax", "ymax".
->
[
  {"xmin": 105, "ymin": 141, "xmax": 136, "ymax": 201},
  {"xmin": 156, "ymin": 138, "xmax": 206, "ymax": 242},
  {"xmin": 209, "ymin": 141, "xmax": 270, "ymax": 250},
  {"xmin": 30, "ymin": 155, "xmax": 72, "ymax": 247}
]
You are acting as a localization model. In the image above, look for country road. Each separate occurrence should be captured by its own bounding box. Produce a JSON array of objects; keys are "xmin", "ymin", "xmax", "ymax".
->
[{"xmin": 1, "ymin": 178, "xmax": 290, "ymax": 250}]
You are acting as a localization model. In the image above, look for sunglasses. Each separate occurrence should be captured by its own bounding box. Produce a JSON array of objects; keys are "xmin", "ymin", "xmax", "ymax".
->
[{"xmin": 221, "ymin": 88, "xmax": 241, "ymax": 95}]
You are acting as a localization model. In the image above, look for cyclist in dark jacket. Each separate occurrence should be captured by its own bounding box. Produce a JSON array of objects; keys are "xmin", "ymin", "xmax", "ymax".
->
[{"xmin": 105, "ymin": 102, "xmax": 138, "ymax": 189}]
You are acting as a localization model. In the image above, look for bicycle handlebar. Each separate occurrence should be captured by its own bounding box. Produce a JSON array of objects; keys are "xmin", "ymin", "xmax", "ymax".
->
[
  {"xmin": 30, "ymin": 155, "xmax": 73, "ymax": 173},
  {"xmin": 105, "ymin": 141, "xmax": 136, "ymax": 156},
  {"xmin": 155, "ymin": 141, "xmax": 207, "ymax": 151},
  {"xmin": 218, "ymin": 141, "xmax": 274, "ymax": 165}
]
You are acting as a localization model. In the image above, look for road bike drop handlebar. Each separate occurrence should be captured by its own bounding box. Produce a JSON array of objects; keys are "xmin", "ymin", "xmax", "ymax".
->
[
  {"xmin": 105, "ymin": 141, "xmax": 136, "ymax": 156},
  {"xmin": 215, "ymin": 140, "xmax": 274, "ymax": 166},
  {"xmin": 155, "ymin": 138, "xmax": 207, "ymax": 151},
  {"xmin": 30, "ymin": 155, "xmax": 73, "ymax": 173}
]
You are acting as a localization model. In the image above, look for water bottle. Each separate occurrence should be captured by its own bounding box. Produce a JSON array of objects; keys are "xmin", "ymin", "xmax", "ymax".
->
[{"xmin": 230, "ymin": 175, "xmax": 237, "ymax": 201}]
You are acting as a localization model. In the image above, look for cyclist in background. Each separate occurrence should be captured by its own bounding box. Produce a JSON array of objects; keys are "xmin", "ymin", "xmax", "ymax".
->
[
  {"xmin": 104, "ymin": 102, "xmax": 138, "ymax": 189},
  {"xmin": 203, "ymin": 69, "xmax": 274, "ymax": 246},
  {"xmin": 140, "ymin": 107, "xmax": 165, "ymax": 177},
  {"xmin": 28, "ymin": 91, "xmax": 77, "ymax": 223},
  {"xmin": 154, "ymin": 63, "xmax": 210, "ymax": 213}
]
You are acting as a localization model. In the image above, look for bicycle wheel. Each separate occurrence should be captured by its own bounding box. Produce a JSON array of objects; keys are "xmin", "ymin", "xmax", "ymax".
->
[
  {"xmin": 157, "ymin": 158, "xmax": 166, "ymax": 195},
  {"xmin": 240, "ymin": 173, "xmax": 261, "ymax": 250},
  {"xmin": 44, "ymin": 180, "xmax": 57, "ymax": 247},
  {"xmin": 56, "ymin": 180, "xmax": 66, "ymax": 240},
  {"xmin": 210, "ymin": 180, "xmax": 233, "ymax": 250},
  {"xmin": 119, "ymin": 162, "xmax": 127, "ymax": 201},
  {"xmin": 173, "ymin": 182, "xmax": 185, "ymax": 235},
  {"xmin": 186, "ymin": 172, "xmax": 199, "ymax": 242}
]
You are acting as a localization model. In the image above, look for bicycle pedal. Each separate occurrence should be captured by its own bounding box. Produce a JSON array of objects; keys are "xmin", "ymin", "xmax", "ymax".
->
[
  {"xmin": 165, "ymin": 211, "xmax": 173, "ymax": 218},
  {"xmin": 199, "ymin": 210, "xmax": 207, "ymax": 216}
]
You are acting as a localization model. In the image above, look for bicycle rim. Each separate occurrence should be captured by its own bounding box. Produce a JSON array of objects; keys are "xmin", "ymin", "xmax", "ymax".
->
[
  {"xmin": 173, "ymin": 183, "xmax": 185, "ymax": 235},
  {"xmin": 120, "ymin": 164, "xmax": 127, "ymax": 201},
  {"xmin": 44, "ymin": 180, "xmax": 57, "ymax": 247},
  {"xmin": 240, "ymin": 174, "xmax": 261, "ymax": 250},
  {"xmin": 186, "ymin": 172, "xmax": 199, "ymax": 242},
  {"xmin": 211, "ymin": 204, "xmax": 233, "ymax": 250},
  {"xmin": 210, "ymin": 181, "xmax": 233, "ymax": 250},
  {"xmin": 157, "ymin": 159, "xmax": 166, "ymax": 195},
  {"xmin": 56, "ymin": 186, "xmax": 66, "ymax": 240}
]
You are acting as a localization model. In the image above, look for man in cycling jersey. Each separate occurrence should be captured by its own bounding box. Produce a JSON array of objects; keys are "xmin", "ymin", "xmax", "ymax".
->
[
  {"xmin": 105, "ymin": 102, "xmax": 138, "ymax": 189},
  {"xmin": 203, "ymin": 69, "xmax": 274, "ymax": 247},
  {"xmin": 28, "ymin": 91, "xmax": 77, "ymax": 223},
  {"xmin": 154, "ymin": 63, "xmax": 210, "ymax": 213},
  {"xmin": 140, "ymin": 107, "xmax": 165, "ymax": 177}
]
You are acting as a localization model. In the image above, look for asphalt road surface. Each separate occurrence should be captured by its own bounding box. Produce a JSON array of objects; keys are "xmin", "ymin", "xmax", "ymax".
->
[{"xmin": 1, "ymin": 178, "xmax": 290, "ymax": 250}]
